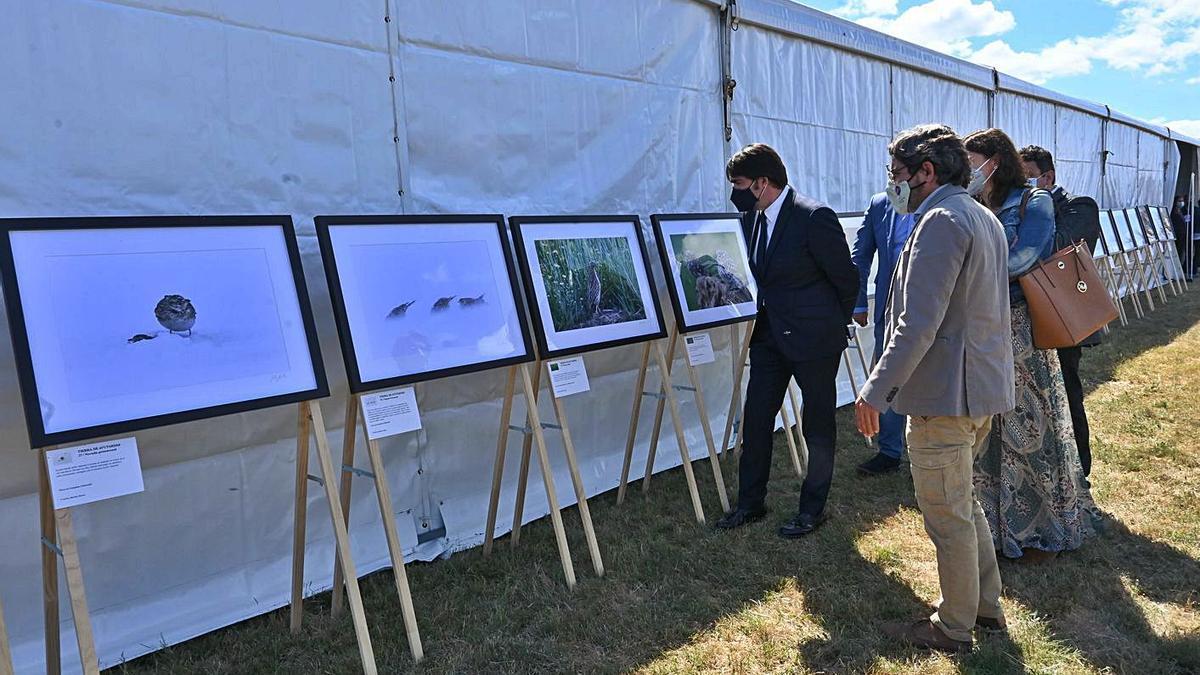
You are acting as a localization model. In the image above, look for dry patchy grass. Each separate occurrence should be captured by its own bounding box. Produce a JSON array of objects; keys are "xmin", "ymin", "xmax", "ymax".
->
[{"xmin": 114, "ymin": 291, "xmax": 1200, "ymax": 674}]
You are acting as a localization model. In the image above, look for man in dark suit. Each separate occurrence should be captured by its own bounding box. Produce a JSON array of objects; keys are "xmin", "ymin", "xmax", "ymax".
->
[{"xmin": 716, "ymin": 143, "xmax": 859, "ymax": 537}]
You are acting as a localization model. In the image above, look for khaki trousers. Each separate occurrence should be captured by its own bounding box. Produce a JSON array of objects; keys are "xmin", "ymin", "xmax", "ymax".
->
[{"xmin": 907, "ymin": 414, "xmax": 1004, "ymax": 643}]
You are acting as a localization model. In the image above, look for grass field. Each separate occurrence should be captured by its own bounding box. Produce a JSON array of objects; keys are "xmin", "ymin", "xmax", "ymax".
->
[{"xmin": 114, "ymin": 290, "xmax": 1200, "ymax": 674}]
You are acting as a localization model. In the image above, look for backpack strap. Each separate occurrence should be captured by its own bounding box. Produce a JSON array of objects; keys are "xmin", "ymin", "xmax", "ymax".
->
[{"xmin": 1019, "ymin": 187, "xmax": 1032, "ymax": 220}]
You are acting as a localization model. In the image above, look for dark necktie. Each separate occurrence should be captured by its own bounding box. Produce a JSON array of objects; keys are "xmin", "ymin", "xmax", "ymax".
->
[{"xmin": 754, "ymin": 212, "xmax": 769, "ymax": 274}]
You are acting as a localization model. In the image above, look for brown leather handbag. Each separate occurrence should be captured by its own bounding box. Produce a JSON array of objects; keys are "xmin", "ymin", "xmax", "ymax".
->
[{"xmin": 1019, "ymin": 241, "xmax": 1119, "ymax": 349}]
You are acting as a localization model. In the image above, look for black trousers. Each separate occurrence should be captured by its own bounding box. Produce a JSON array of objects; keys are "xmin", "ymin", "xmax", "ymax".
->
[
  {"xmin": 1056, "ymin": 345, "xmax": 1091, "ymax": 476},
  {"xmin": 737, "ymin": 322, "xmax": 841, "ymax": 515}
]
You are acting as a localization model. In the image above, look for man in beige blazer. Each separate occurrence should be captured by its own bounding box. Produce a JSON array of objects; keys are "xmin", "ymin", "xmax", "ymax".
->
[{"xmin": 856, "ymin": 124, "xmax": 1015, "ymax": 653}]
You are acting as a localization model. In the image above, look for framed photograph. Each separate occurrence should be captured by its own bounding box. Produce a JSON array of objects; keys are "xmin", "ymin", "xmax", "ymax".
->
[
  {"xmin": 0, "ymin": 216, "xmax": 328, "ymax": 448},
  {"xmin": 314, "ymin": 214, "xmax": 534, "ymax": 392},
  {"xmin": 649, "ymin": 213, "xmax": 758, "ymax": 333},
  {"xmin": 509, "ymin": 215, "xmax": 666, "ymax": 359}
]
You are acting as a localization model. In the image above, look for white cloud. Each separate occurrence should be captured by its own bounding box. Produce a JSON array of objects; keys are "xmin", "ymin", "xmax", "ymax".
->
[
  {"xmin": 831, "ymin": 0, "xmax": 1200, "ymax": 85},
  {"xmin": 834, "ymin": 0, "xmax": 1015, "ymax": 57},
  {"xmin": 1156, "ymin": 118, "xmax": 1200, "ymax": 137}
]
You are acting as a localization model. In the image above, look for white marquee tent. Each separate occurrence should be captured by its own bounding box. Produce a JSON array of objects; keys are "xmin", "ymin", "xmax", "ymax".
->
[{"xmin": 0, "ymin": 1, "xmax": 1196, "ymax": 672}]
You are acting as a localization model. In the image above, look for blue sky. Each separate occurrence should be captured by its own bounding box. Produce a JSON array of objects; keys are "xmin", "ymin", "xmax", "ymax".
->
[{"xmin": 800, "ymin": 0, "xmax": 1200, "ymax": 137}]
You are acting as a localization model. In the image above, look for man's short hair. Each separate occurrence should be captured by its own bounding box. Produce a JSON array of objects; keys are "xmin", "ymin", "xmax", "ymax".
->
[
  {"xmin": 1019, "ymin": 145, "xmax": 1055, "ymax": 175},
  {"xmin": 726, "ymin": 143, "xmax": 788, "ymax": 188},
  {"xmin": 888, "ymin": 124, "xmax": 970, "ymax": 188}
]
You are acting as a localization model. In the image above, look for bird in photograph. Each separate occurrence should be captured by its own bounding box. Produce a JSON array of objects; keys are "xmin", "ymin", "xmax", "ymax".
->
[
  {"xmin": 458, "ymin": 294, "xmax": 486, "ymax": 307},
  {"xmin": 386, "ymin": 300, "xmax": 416, "ymax": 318},
  {"xmin": 432, "ymin": 295, "xmax": 456, "ymax": 311},
  {"xmin": 155, "ymin": 294, "xmax": 197, "ymax": 337},
  {"xmin": 585, "ymin": 262, "xmax": 602, "ymax": 319}
]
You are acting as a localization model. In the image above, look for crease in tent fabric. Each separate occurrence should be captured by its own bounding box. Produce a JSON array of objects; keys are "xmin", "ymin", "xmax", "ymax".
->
[{"xmin": 86, "ymin": 0, "xmax": 391, "ymax": 54}]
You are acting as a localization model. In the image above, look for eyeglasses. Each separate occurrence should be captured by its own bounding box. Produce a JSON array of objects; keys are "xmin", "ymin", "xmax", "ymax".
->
[{"xmin": 886, "ymin": 164, "xmax": 912, "ymax": 181}]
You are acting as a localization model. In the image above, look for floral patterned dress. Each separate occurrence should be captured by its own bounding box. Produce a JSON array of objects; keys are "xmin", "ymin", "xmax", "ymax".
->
[{"xmin": 974, "ymin": 301, "xmax": 1100, "ymax": 558}]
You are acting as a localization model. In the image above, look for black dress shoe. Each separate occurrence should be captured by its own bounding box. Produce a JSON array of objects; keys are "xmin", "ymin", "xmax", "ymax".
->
[
  {"xmin": 715, "ymin": 505, "xmax": 767, "ymax": 529},
  {"xmin": 857, "ymin": 452, "xmax": 902, "ymax": 475},
  {"xmin": 778, "ymin": 512, "xmax": 827, "ymax": 538}
]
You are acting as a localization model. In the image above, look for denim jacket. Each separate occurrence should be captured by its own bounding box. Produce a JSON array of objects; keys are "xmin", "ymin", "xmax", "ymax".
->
[{"xmin": 996, "ymin": 186, "xmax": 1055, "ymax": 303}]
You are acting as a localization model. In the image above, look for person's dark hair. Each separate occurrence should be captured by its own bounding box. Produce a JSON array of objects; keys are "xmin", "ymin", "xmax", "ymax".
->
[
  {"xmin": 964, "ymin": 128, "xmax": 1027, "ymax": 210},
  {"xmin": 726, "ymin": 143, "xmax": 788, "ymax": 188},
  {"xmin": 888, "ymin": 124, "xmax": 971, "ymax": 189},
  {"xmin": 1019, "ymin": 145, "xmax": 1055, "ymax": 175}
]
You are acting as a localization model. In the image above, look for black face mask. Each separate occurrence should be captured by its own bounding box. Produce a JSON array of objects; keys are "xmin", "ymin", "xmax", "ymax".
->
[{"xmin": 730, "ymin": 180, "xmax": 762, "ymax": 213}]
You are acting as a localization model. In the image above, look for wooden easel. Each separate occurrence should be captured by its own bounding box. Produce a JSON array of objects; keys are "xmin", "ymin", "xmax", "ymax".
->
[
  {"xmin": 482, "ymin": 361, "xmax": 603, "ymax": 587},
  {"xmin": 288, "ymin": 400, "xmax": 378, "ymax": 674},
  {"xmin": 616, "ymin": 328, "xmax": 730, "ymax": 518},
  {"xmin": 327, "ymin": 393, "xmax": 424, "ymax": 662},
  {"xmin": 36, "ymin": 447, "xmax": 96, "ymax": 675},
  {"xmin": 34, "ymin": 400, "xmax": 377, "ymax": 675},
  {"xmin": 0, "ymin": 594, "xmax": 11, "ymax": 675}
]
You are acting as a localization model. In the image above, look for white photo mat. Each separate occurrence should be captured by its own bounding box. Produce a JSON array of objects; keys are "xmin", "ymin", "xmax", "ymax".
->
[
  {"xmin": 8, "ymin": 225, "xmax": 319, "ymax": 436},
  {"xmin": 517, "ymin": 220, "xmax": 663, "ymax": 354},
  {"xmin": 322, "ymin": 221, "xmax": 528, "ymax": 385}
]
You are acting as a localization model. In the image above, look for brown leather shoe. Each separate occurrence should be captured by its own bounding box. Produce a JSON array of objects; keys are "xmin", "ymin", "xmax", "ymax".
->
[
  {"xmin": 975, "ymin": 615, "xmax": 1008, "ymax": 632},
  {"xmin": 883, "ymin": 619, "xmax": 972, "ymax": 654}
]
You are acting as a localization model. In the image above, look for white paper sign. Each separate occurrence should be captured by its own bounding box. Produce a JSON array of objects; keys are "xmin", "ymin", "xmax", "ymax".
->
[
  {"xmin": 45, "ymin": 437, "xmax": 144, "ymax": 509},
  {"xmin": 548, "ymin": 356, "xmax": 591, "ymax": 398},
  {"xmin": 361, "ymin": 387, "xmax": 423, "ymax": 440},
  {"xmin": 684, "ymin": 333, "xmax": 716, "ymax": 366}
]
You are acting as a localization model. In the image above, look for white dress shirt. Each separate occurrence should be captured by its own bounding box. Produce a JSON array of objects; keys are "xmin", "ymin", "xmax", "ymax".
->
[{"xmin": 752, "ymin": 184, "xmax": 792, "ymax": 264}]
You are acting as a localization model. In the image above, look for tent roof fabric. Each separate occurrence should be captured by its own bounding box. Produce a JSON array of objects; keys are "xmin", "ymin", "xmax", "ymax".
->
[{"xmin": 734, "ymin": 0, "xmax": 1192, "ymax": 144}]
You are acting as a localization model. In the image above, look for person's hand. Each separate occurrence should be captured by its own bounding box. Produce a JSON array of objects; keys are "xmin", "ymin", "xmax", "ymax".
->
[
  {"xmin": 855, "ymin": 397, "xmax": 880, "ymax": 438},
  {"xmin": 852, "ymin": 311, "xmax": 869, "ymax": 327}
]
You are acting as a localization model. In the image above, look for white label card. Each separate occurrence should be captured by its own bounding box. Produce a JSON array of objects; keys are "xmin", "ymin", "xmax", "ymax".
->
[
  {"xmin": 684, "ymin": 333, "xmax": 716, "ymax": 366},
  {"xmin": 361, "ymin": 387, "xmax": 422, "ymax": 440},
  {"xmin": 548, "ymin": 356, "xmax": 591, "ymax": 398},
  {"xmin": 45, "ymin": 437, "xmax": 145, "ymax": 509}
]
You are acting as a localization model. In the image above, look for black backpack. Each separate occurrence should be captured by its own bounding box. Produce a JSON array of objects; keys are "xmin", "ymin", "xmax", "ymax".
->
[{"xmin": 1051, "ymin": 190, "xmax": 1101, "ymax": 253}]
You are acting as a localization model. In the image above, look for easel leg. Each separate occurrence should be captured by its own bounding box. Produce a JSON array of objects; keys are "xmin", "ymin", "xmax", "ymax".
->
[
  {"xmin": 331, "ymin": 398, "xmax": 359, "ymax": 618},
  {"xmin": 721, "ymin": 321, "xmax": 753, "ymax": 463},
  {"xmin": 357, "ymin": 401, "xmax": 425, "ymax": 662},
  {"xmin": 290, "ymin": 403, "xmax": 312, "ymax": 634},
  {"xmin": 0, "ymin": 594, "xmax": 13, "ymax": 675},
  {"xmin": 54, "ymin": 510, "xmax": 98, "ymax": 675},
  {"xmin": 511, "ymin": 361, "xmax": 543, "ymax": 547},
  {"xmin": 842, "ymin": 350, "xmax": 860, "ymax": 398},
  {"xmin": 617, "ymin": 343, "xmax": 652, "ymax": 505},
  {"xmin": 548, "ymin": 372, "xmax": 605, "ymax": 577},
  {"xmin": 519, "ymin": 364, "xmax": 577, "ymax": 589},
  {"xmin": 642, "ymin": 334, "xmax": 679, "ymax": 491},
  {"xmin": 484, "ymin": 366, "xmax": 517, "ymax": 554},
  {"xmin": 787, "ymin": 381, "xmax": 809, "ymax": 477},
  {"xmin": 679, "ymin": 333, "xmax": 730, "ymax": 513},
  {"xmin": 653, "ymin": 341, "xmax": 705, "ymax": 524},
  {"xmin": 778, "ymin": 388, "xmax": 805, "ymax": 481},
  {"xmin": 307, "ymin": 402, "xmax": 378, "ymax": 675},
  {"xmin": 38, "ymin": 451, "xmax": 60, "ymax": 675}
]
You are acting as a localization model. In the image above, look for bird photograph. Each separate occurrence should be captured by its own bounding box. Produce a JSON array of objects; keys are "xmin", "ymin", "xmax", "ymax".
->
[
  {"xmin": 458, "ymin": 294, "xmax": 486, "ymax": 307},
  {"xmin": 386, "ymin": 300, "xmax": 416, "ymax": 318},
  {"xmin": 671, "ymin": 233, "xmax": 754, "ymax": 311},
  {"xmin": 432, "ymin": 295, "xmax": 456, "ymax": 311},
  {"xmin": 154, "ymin": 294, "xmax": 197, "ymax": 337},
  {"xmin": 533, "ymin": 236, "xmax": 647, "ymax": 332}
]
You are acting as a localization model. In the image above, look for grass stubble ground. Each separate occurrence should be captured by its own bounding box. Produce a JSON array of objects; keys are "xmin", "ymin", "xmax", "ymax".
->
[{"xmin": 116, "ymin": 291, "xmax": 1200, "ymax": 674}]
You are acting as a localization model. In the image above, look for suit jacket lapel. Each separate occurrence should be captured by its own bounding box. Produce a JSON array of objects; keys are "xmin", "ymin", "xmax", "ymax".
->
[{"xmin": 762, "ymin": 188, "xmax": 793, "ymax": 272}]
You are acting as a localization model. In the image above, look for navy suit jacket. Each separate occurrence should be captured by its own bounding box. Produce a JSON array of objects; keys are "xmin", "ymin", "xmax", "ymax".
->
[
  {"xmin": 741, "ymin": 189, "xmax": 859, "ymax": 361},
  {"xmin": 851, "ymin": 192, "xmax": 912, "ymax": 327}
]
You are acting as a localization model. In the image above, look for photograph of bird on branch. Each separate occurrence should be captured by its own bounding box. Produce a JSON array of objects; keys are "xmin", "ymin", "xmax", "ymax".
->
[{"xmin": 534, "ymin": 236, "xmax": 648, "ymax": 331}]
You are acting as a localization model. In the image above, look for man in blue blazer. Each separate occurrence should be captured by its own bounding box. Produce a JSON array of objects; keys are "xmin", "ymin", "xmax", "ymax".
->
[
  {"xmin": 716, "ymin": 144, "xmax": 859, "ymax": 537},
  {"xmin": 851, "ymin": 193, "xmax": 915, "ymax": 474}
]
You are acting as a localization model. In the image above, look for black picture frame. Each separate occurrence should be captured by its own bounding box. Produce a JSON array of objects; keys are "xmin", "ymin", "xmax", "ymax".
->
[
  {"xmin": 0, "ymin": 215, "xmax": 330, "ymax": 448},
  {"xmin": 508, "ymin": 215, "xmax": 668, "ymax": 360},
  {"xmin": 649, "ymin": 212, "xmax": 757, "ymax": 333},
  {"xmin": 1103, "ymin": 210, "xmax": 1129, "ymax": 254},
  {"xmin": 314, "ymin": 214, "xmax": 536, "ymax": 393}
]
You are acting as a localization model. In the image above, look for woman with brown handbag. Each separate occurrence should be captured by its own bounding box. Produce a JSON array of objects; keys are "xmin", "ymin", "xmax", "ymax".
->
[{"xmin": 963, "ymin": 128, "xmax": 1099, "ymax": 563}]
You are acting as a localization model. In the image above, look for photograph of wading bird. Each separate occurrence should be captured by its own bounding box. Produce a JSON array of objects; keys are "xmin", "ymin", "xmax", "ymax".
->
[
  {"xmin": 386, "ymin": 300, "xmax": 416, "ymax": 318},
  {"xmin": 155, "ymin": 294, "xmax": 197, "ymax": 337},
  {"xmin": 458, "ymin": 294, "xmax": 486, "ymax": 307},
  {"xmin": 432, "ymin": 295, "xmax": 456, "ymax": 311}
]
